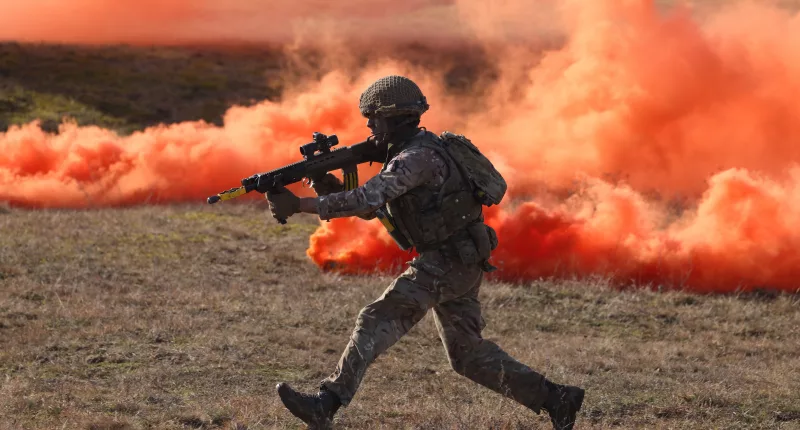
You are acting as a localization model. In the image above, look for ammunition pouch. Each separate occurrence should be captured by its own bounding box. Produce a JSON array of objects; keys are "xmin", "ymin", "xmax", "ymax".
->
[
  {"xmin": 468, "ymin": 222, "xmax": 492, "ymax": 261},
  {"xmin": 436, "ymin": 223, "xmax": 499, "ymax": 272}
]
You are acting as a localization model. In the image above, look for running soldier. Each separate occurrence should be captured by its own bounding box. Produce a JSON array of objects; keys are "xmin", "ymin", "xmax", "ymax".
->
[{"xmin": 266, "ymin": 75, "xmax": 585, "ymax": 430}]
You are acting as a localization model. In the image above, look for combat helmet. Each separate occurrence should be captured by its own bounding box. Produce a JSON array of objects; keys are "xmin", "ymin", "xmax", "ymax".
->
[{"xmin": 359, "ymin": 75, "xmax": 429, "ymax": 118}]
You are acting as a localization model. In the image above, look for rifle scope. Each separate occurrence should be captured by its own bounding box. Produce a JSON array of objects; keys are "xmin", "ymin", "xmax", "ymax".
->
[{"xmin": 299, "ymin": 132, "xmax": 339, "ymax": 159}]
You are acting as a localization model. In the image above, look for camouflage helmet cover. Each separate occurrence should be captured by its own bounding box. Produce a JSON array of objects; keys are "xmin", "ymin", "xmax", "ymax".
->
[{"xmin": 359, "ymin": 75, "xmax": 430, "ymax": 118}]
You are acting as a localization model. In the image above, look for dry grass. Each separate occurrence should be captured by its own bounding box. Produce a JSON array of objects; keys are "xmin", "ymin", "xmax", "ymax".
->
[{"xmin": 1, "ymin": 203, "xmax": 799, "ymax": 429}]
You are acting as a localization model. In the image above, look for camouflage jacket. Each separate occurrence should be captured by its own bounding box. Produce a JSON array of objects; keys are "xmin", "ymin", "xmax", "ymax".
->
[{"xmin": 317, "ymin": 131, "xmax": 449, "ymax": 220}]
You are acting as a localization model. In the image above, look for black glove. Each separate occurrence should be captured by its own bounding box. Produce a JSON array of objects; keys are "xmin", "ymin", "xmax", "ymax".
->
[
  {"xmin": 311, "ymin": 173, "xmax": 344, "ymax": 196},
  {"xmin": 266, "ymin": 186, "xmax": 300, "ymax": 222}
]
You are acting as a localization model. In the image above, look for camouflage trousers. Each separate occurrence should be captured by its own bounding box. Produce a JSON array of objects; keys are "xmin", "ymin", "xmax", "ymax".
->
[{"xmin": 321, "ymin": 249, "xmax": 550, "ymax": 412}]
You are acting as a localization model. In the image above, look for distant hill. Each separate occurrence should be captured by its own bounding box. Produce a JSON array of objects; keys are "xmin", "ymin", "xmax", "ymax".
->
[
  {"xmin": 0, "ymin": 42, "xmax": 496, "ymax": 135},
  {"xmin": 0, "ymin": 43, "xmax": 286, "ymax": 134}
]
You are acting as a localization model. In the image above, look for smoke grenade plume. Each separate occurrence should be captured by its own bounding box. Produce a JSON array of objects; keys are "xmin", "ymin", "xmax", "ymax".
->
[{"xmin": 2, "ymin": 0, "xmax": 800, "ymax": 293}]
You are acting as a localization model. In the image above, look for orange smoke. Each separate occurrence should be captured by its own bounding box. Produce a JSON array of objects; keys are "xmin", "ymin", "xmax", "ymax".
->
[
  {"xmin": 307, "ymin": 0, "xmax": 800, "ymax": 293},
  {"xmin": 0, "ymin": 70, "xmax": 392, "ymax": 207},
  {"xmin": 0, "ymin": 0, "xmax": 200, "ymax": 45},
  {"xmin": 3, "ymin": 0, "xmax": 800, "ymax": 293},
  {"xmin": 0, "ymin": 0, "xmax": 463, "ymax": 46},
  {"xmin": 308, "ymin": 169, "xmax": 800, "ymax": 293}
]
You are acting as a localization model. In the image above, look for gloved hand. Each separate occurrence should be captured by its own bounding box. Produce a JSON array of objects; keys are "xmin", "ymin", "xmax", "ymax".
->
[
  {"xmin": 311, "ymin": 173, "xmax": 344, "ymax": 196},
  {"xmin": 266, "ymin": 186, "xmax": 300, "ymax": 222}
]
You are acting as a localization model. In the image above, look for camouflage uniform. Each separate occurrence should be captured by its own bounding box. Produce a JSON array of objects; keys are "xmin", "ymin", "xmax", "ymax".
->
[
  {"xmin": 315, "ymin": 130, "xmax": 551, "ymax": 412},
  {"xmin": 273, "ymin": 75, "xmax": 582, "ymax": 430}
]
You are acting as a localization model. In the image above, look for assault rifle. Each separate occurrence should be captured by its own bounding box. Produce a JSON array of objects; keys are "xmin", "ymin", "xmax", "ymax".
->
[{"xmin": 206, "ymin": 132, "xmax": 383, "ymax": 224}]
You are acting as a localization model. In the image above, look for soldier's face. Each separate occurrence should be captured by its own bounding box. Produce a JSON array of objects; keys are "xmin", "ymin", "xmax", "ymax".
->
[
  {"xmin": 367, "ymin": 115, "xmax": 388, "ymax": 134},
  {"xmin": 367, "ymin": 115, "xmax": 392, "ymax": 146}
]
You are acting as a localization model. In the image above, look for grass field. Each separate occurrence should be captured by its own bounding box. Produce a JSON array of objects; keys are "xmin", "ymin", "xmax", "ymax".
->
[{"xmin": 1, "ymin": 203, "xmax": 799, "ymax": 429}]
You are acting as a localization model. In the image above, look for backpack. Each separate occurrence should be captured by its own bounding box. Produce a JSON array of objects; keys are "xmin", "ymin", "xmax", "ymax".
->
[{"xmin": 439, "ymin": 131, "xmax": 507, "ymax": 207}]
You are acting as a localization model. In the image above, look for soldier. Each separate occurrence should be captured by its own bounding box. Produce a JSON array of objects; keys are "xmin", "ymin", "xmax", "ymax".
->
[{"xmin": 266, "ymin": 75, "xmax": 585, "ymax": 430}]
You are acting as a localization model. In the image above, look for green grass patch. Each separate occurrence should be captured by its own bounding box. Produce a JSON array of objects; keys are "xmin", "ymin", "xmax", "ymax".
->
[{"xmin": 0, "ymin": 83, "xmax": 128, "ymax": 132}]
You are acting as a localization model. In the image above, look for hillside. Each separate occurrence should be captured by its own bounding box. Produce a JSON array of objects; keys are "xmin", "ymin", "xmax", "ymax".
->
[
  {"xmin": 0, "ymin": 42, "xmax": 489, "ymax": 135},
  {"xmin": 0, "ymin": 43, "xmax": 288, "ymax": 134}
]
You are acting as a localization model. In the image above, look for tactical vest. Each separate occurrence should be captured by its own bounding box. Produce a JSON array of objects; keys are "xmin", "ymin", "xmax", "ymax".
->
[{"xmin": 380, "ymin": 131, "xmax": 484, "ymax": 252}]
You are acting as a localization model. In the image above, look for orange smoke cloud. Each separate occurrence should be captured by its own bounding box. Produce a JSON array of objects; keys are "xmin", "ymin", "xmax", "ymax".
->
[
  {"xmin": 3, "ymin": 0, "xmax": 800, "ymax": 293},
  {"xmin": 0, "ymin": 0, "xmax": 199, "ymax": 45},
  {"xmin": 307, "ymin": 0, "xmax": 800, "ymax": 293},
  {"xmin": 0, "ymin": 0, "xmax": 463, "ymax": 46},
  {"xmin": 0, "ymin": 70, "xmax": 394, "ymax": 207},
  {"xmin": 308, "ymin": 169, "xmax": 800, "ymax": 293}
]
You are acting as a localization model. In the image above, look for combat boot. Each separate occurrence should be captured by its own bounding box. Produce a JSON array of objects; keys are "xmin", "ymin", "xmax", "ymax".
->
[
  {"xmin": 276, "ymin": 383, "xmax": 341, "ymax": 430},
  {"xmin": 542, "ymin": 383, "xmax": 585, "ymax": 430}
]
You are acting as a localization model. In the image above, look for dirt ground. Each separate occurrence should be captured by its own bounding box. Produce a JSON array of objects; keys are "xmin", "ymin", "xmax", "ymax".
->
[{"xmin": 1, "ymin": 203, "xmax": 798, "ymax": 429}]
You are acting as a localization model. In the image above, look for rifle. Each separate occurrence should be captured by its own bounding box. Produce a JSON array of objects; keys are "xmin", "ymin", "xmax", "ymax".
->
[{"xmin": 206, "ymin": 132, "xmax": 382, "ymax": 224}]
